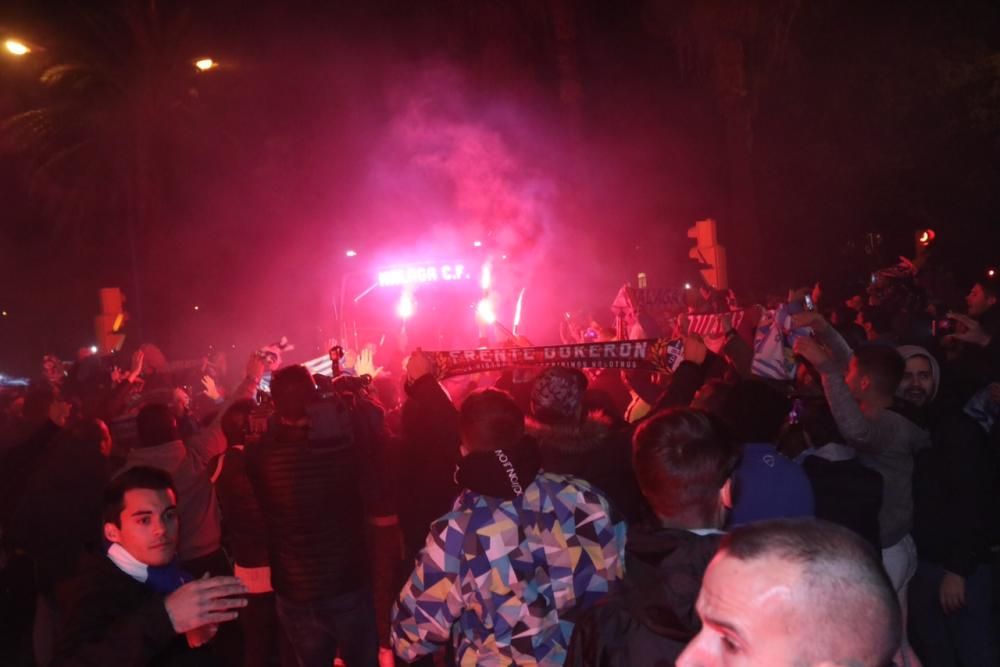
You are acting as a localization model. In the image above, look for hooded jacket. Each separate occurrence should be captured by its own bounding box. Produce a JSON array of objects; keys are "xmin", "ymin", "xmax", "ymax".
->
[
  {"xmin": 899, "ymin": 346, "xmax": 993, "ymax": 575},
  {"xmin": 526, "ymin": 413, "xmax": 645, "ymax": 523},
  {"xmin": 565, "ymin": 525, "xmax": 722, "ymax": 667}
]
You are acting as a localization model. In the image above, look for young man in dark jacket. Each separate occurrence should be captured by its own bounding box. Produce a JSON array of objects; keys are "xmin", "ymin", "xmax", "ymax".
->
[
  {"xmin": 246, "ymin": 365, "xmax": 376, "ymax": 667},
  {"xmin": 566, "ymin": 408, "xmax": 739, "ymax": 666},
  {"xmin": 53, "ymin": 466, "xmax": 247, "ymax": 666}
]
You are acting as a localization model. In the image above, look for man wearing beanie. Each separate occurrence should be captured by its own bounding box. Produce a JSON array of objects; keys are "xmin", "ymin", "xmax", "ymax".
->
[
  {"xmin": 525, "ymin": 367, "xmax": 644, "ymax": 522},
  {"xmin": 391, "ymin": 388, "xmax": 626, "ymax": 667},
  {"xmin": 897, "ymin": 345, "xmax": 998, "ymax": 666}
]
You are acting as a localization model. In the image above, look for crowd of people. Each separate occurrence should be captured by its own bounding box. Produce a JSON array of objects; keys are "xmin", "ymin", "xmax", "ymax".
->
[{"xmin": 1, "ymin": 263, "xmax": 998, "ymax": 667}]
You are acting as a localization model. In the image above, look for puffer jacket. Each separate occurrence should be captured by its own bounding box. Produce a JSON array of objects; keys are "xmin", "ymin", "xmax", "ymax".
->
[
  {"xmin": 565, "ymin": 525, "xmax": 722, "ymax": 667},
  {"xmin": 246, "ymin": 396, "xmax": 369, "ymax": 602}
]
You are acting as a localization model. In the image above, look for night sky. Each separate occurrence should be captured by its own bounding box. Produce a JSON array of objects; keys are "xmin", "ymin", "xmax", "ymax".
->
[{"xmin": 1, "ymin": 0, "xmax": 998, "ymax": 376}]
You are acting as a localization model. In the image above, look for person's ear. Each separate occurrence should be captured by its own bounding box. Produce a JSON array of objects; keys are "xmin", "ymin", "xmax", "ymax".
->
[
  {"xmin": 104, "ymin": 522, "xmax": 122, "ymax": 544},
  {"xmin": 720, "ymin": 478, "xmax": 733, "ymax": 510}
]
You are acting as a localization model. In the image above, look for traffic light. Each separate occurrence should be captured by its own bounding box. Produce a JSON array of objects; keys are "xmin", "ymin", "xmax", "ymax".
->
[
  {"xmin": 913, "ymin": 228, "xmax": 936, "ymax": 263},
  {"xmin": 687, "ymin": 218, "xmax": 728, "ymax": 289},
  {"xmin": 94, "ymin": 288, "xmax": 127, "ymax": 354}
]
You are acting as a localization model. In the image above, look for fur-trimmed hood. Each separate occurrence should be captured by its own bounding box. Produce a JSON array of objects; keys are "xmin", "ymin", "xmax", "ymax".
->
[{"xmin": 525, "ymin": 411, "xmax": 615, "ymax": 455}]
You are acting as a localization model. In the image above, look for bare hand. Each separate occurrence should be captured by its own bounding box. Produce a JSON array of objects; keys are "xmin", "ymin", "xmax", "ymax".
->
[
  {"xmin": 110, "ymin": 367, "xmax": 125, "ymax": 384},
  {"xmin": 788, "ymin": 286, "xmax": 811, "ymax": 305},
  {"xmin": 355, "ymin": 348, "xmax": 383, "ymax": 379},
  {"xmin": 790, "ymin": 311, "xmax": 828, "ymax": 332},
  {"xmin": 201, "ymin": 375, "xmax": 221, "ymax": 401},
  {"xmin": 128, "ymin": 350, "xmax": 145, "ymax": 382},
  {"xmin": 811, "ymin": 282, "xmax": 822, "ymax": 307},
  {"xmin": 164, "ymin": 575, "xmax": 247, "ymax": 634},
  {"xmin": 939, "ymin": 571, "xmax": 966, "ymax": 614},
  {"xmin": 794, "ymin": 336, "xmax": 832, "ymax": 368},
  {"xmin": 682, "ymin": 335, "xmax": 708, "ymax": 365},
  {"xmin": 947, "ymin": 312, "xmax": 992, "ymax": 347},
  {"xmin": 406, "ymin": 349, "xmax": 434, "ymax": 383},
  {"xmin": 245, "ymin": 354, "xmax": 266, "ymax": 384}
]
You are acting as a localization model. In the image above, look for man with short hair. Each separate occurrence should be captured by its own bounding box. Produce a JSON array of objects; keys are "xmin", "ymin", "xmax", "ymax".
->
[
  {"xmin": 54, "ymin": 466, "xmax": 247, "ymax": 666},
  {"xmin": 391, "ymin": 388, "xmax": 626, "ymax": 666},
  {"xmin": 566, "ymin": 408, "xmax": 738, "ymax": 666},
  {"xmin": 677, "ymin": 518, "xmax": 901, "ymax": 667},
  {"xmin": 247, "ymin": 364, "xmax": 377, "ymax": 667},
  {"xmin": 795, "ymin": 322, "xmax": 930, "ymax": 659}
]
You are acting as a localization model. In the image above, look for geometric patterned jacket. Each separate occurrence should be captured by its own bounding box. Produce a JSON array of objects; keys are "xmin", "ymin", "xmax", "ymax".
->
[{"xmin": 391, "ymin": 472, "xmax": 627, "ymax": 666}]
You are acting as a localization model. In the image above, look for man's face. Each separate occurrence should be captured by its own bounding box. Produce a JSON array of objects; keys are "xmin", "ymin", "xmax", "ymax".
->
[
  {"xmin": 677, "ymin": 552, "xmax": 806, "ymax": 666},
  {"xmin": 845, "ymin": 357, "xmax": 866, "ymax": 400},
  {"xmin": 104, "ymin": 488, "xmax": 179, "ymax": 567},
  {"xmin": 966, "ymin": 284, "xmax": 996, "ymax": 318},
  {"xmin": 899, "ymin": 356, "xmax": 934, "ymax": 408}
]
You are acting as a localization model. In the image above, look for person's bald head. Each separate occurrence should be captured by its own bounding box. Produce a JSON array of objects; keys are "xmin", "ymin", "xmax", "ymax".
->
[{"xmin": 678, "ymin": 518, "xmax": 900, "ymax": 667}]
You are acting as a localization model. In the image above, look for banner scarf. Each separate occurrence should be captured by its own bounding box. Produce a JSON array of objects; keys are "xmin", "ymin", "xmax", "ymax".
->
[
  {"xmin": 426, "ymin": 338, "xmax": 685, "ymax": 379},
  {"xmin": 300, "ymin": 309, "xmax": 799, "ymax": 382}
]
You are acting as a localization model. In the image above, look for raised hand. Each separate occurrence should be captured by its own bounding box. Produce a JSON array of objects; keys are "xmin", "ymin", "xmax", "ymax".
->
[
  {"xmin": 682, "ymin": 335, "xmax": 708, "ymax": 365},
  {"xmin": 356, "ymin": 348, "xmax": 384, "ymax": 379},
  {"xmin": 793, "ymin": 336, "xmax": 832, "ymax": 368},
  {"xmin": 201, "ymin": 375, "xmax": 221, "ymax": 401},
  {"xmin": 790, "ymin": 311, "xmax": 828, "ymax": 332},
  {"xmin": 245, "ymin": 354, "xmax": 266, "ymax": 385},
  {"xmin": 164, "ymin": 575, "xmax": 247, "ymax": 635},
  {"xmin": 946, "ymin": 312, "xmax": 992, "ymax": 347},
  {"xmin": 128, "ymin": 349, "xmax": 145, "ymax": 382}
]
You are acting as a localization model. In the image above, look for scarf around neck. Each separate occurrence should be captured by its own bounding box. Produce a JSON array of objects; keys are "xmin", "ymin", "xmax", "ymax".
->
[{"xmin": 107, "ymin": 543, "xmax": 192, "ymax": 595}]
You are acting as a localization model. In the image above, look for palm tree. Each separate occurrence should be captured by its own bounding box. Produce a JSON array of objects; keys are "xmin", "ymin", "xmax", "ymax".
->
[{"xmin": 2, "ymin": 1, "xmax": 217, "ymax": 334}]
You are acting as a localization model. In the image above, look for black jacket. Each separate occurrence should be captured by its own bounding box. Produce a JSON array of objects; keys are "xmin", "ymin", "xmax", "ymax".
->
[
  {"xmin": 10, "ymin": 432, "xmax": 110, "ymax": 590},
  {"xmin": 53, "ymin": 556, "xmax": 215, "ymax": 667},
  {"xmin": 212, "ymin": 447, "xmax": 268, "ymax": 568},
  {"xmin": 247, "ymin": 396, "xmax": 369, "ymax": 602},
  {"xmin": 912, "ymin": 406, "xmax": 993, "ymax": 575},
  {"xmin": 566, "ymin": 526, "xmax": 721, "ymax": 667},
  {"xmin": 802, "ymin": 453, "xmax": 883, "ymax": 549},
  {"xmin": 397, "ymin": 375, "xmax": 461, "ymax": 560}
]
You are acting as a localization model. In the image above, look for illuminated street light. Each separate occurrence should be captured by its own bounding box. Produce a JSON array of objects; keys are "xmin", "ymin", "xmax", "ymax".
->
[
  {"xmin": 476, "ymin": 298, "xmax": 496, "ymax": 325},
  {"xmin": 4, "ymin": 39, "xmax": 30, "ymax": 56},
  {"xmin": 345, "ymin": 249, "xmax": 358, "ymax": 258},
  {"xmin": 396, "ymin": 292, "xmax": 415, "ymax": 320},
  {"xmin": 989, "ymin": 268, "xmax": 997, "ymax": 278},
  {"xmin": 193, "ymin": 305, "xmax": 200, "ymax": 311},
  {"xmin": 194, "ymin": 58, "xmax": 217, "ymax": 72}
]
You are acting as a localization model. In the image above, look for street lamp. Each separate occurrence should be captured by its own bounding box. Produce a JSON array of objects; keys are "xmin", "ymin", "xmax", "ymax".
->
[
  {"xmin": 194, "ymin": 58, "xmax": 217, "ymax": 72},
  {"xmin": 4, "ymin": 39, "xmax": 31, "ymax": 56}
]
